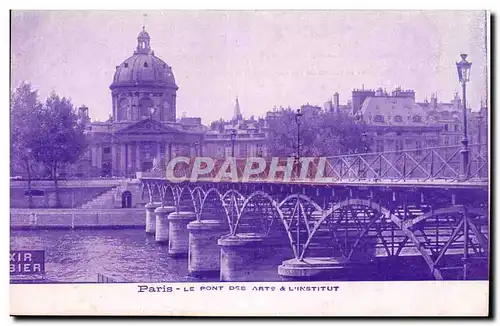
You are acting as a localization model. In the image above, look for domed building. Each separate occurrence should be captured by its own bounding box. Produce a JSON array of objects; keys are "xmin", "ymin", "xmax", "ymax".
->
[
  {"xmin": 75, "ymin": 27, "xmax": 204, "ymax": 177},
  {"xmin": 110, "ymin": 27, "xmax": 178, "ymax": 123}
]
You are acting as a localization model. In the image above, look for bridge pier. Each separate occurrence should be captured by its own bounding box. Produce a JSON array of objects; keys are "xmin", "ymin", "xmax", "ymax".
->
[
  {"xmin": 168, "ymin": 211, "xmax": 197, "ymax": 257},
  {"xmin": 155, "ymin": 206, "xmax": 176, "ymax": 244},
  {"xmin": 218, "ymin": 234, "xmax": 265, "ymax": 282},
  {"xmin": 278, "ymin": 257, "xmax": 352, "ymax": 281},
  {"xmin": 187, "ymin": 220, "xmax": 228, "ymax": 277},
  {"xmin": 145, "ymin": 202, "xmax": 160, "ymax": 234}
]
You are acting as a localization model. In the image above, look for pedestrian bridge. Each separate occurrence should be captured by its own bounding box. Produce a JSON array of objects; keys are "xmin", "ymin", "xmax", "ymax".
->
[{"xmin": 137, "ymin": 144, "xmax": 489, "ymax": 281}]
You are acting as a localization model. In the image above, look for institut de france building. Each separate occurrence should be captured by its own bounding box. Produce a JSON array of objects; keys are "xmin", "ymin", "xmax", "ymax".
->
[{"xmin": 75, "ymin": 27, "xmax": 204, "ymax": 178}]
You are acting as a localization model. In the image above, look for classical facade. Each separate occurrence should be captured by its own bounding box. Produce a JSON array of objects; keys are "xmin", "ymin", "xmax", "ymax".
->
[
  {"xmin": 71, "ymin": 27, "xmax": 203, "ymax": 178},
  {"xmin": 203, "ymin": 98, "xmax": 269, "ymax": 159}
]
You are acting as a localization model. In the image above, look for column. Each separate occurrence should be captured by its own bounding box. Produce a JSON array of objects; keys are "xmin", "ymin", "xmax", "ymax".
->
[
  {"xmin": 156, "ymin": 142, "xmax": 161, "ymax": 160},
  {"xmin": 91, "ymin": 146, "xmax": 97, "ymax": 167},
  {"xmin": 164, "ymin": 143, "xmax": 170, "ymax": 164},
  {"xmin": 187, "ymin": 220, "xmax": 228, "ymax": 277},
  {"xmin": 111, "ymin": 144, "xmax": 117, "ymax": 176},
  {"xmin": 168, "ymin": 144, "xmax": 172, "ymax": 162},
  {"xmin": 218, "ymin": 234, "xmax": 266, "ymax": 282},
  {"xmin": 145, "ymin": 202, "xmax": 160, "ymax": 234},
  {"xmin": 120, "ymin": 143, "xmax": 126, "ymax": 177},
  {"xmin": 190, "ymin": 144, "xmax": 196, "ymax": 157},
  {"xmin": 127, "ymin": 143, "xmax": 132, "ymax": 176},
  {"xmin": 97, "ymin": 145, "xmax": 102, "ymax": 171},
  {"xmin": 136, "ymin": 141, "xmax": 141, "ymax": 172},
  {"xmin": 155, "ymin": 205, "xmax": 176, "ymax": 243},
  {"xmin": 168, "ymin": 211, "xmax": 197, "ymax": 257}
]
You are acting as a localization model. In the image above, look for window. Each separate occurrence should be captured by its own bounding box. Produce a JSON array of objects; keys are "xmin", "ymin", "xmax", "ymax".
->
[
  {"xmin": 124, "ymin": 63, "xmax": 129, "ymax": 68},
  {"xmin": 454, "ymin": 124, "xmax": 459, "ymax": 132},
  {"xmin": 412, "ymin": 115, "xmax": 422, "ymax": 123},
  {"xmin": 256, "ymin": 144, "xmax": 264, "ymax": 157},
  {"xmin": 395, "ymin": 139, "xmax": 404, "ymax": 151},
  {"xmin": 376, "ymin": 140, "xmax": 384, "ymax": 152},
  {"xmin": 416, "ymin": 140, "xmax": 422, "ymax": 155},
  {"xmin": 444, "ymin": 124, "xmax": 449, "ymax": 131},
  {"xmin": 373, "ymin": 115, "xmax": 385, "ymax": 123},
  {"xmin": 103, "ymin": 147, "xmax": 111, "ymax": 154},
  {"xmin": 444, "ymin": 136, "xmax": 449, "ymax": 145},
  {"xmin": 394, "ymin": 115, "xmax": 403, "ymax": 122},
  {"xmin": 144, "ymin": 62, "xmax": 148, "ymax": 68},
  {"xmin": 454, "ymin": 137, "xmax": 460, "ymax": 145},
  {"xmin": 240, "ymin": 144, "xmax": 248, "ymax": 157}
]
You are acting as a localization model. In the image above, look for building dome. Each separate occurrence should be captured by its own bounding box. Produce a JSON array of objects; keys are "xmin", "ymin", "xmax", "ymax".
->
[{"xmin": 110, "ymin": 27, "xmax": 177, "ymax": 90}]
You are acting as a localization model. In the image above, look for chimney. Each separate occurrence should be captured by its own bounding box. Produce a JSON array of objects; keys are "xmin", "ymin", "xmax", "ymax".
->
[
  {"xmin": 78, "ymin": 105, "xmax": 89, "ymax": 119},
  {"xmin": 333, "ymin": 92, "xmax": 340, "ymax": 111}
]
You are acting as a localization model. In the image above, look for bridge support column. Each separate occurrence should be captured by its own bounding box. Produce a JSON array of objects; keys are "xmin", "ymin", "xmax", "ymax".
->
[
  {"xmin": 155, "ymin": 206, "xmax": 176, "ymax": 243},
  {"xmin": 145, "ymin": 202, "xmax": 160, "ymax": 234},
  {"xmin": 187, "ymin": 220, "xmax": 228, "ymax": 277},
  {"xmin": 168, "ymin": 211, "xmax": 197, "ymax": 257},
  {"xmin": 218, "ymin": 234, "xmax": 265, "ymax": 282},
  {"xmin": 278, "ymin": 257, "xmax": 351, "ymax": 281}
]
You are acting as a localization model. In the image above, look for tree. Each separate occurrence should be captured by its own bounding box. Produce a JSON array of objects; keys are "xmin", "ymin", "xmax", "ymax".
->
[
  {"xmin": 10, "ymin": 82, "xmax": 41, "ymax": 207},
  {"xmin": 267, "ymin": 108, "xmax": 371, "ymax": 157},
  {"xmin": 30, "ymin": 92, "xmax": 87, "ymax": 207}
]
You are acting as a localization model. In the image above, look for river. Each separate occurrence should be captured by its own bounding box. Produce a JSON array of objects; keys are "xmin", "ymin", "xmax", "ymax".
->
[{"xmin": 11, "ymin": 229, "xmax": 487, "ymax": 283}]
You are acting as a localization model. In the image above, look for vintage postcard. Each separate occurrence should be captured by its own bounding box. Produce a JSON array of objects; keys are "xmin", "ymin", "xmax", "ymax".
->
[{"xmin": 9, "ymin": 10, "xmax": 490, "ymax": 316}]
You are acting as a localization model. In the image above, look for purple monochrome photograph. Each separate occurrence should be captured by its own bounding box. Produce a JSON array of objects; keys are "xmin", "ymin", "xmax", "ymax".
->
[{"xmin": 9, "ymin": 10, "xmax": 490, "ymax": 316}]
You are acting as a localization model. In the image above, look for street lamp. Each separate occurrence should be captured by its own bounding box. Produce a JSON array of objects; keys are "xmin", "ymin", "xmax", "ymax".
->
[
  {"xmin": 362, "ymin": 132, "xmax": 368, "ymax": 153},
  {"xmin": 230, "ymin": 129, "xmax": 237, "ymax": 158},
  {"xmin": 294, "ymin": 108, "xmax": 303, "ymax": 259},
  {"xmin": 193, "ymin": 142, "xmax": 199, "ymax": 157},
  {"xmin": 456, "ymin": 53, "xmax": 472, "ymax": 179},
  {"xmin": 294, "ymin": 108, "xmax": 303, "ymax": 163}
]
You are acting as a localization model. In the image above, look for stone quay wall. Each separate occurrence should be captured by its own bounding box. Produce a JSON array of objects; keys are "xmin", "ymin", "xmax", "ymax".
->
[{"xmin": 10, "ymin": 208, "xmax": 146, "ymax": 230}]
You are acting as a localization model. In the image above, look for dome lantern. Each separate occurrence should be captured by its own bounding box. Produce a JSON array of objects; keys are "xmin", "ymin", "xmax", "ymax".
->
[{"xmin": 135, "ymin": 26, "xmax": 152, "ymax": 55}]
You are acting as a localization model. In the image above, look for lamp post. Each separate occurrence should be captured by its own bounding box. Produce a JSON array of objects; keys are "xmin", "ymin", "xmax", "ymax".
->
[
  {"xmin": 193, "ymin": 142, "xmax": 199, "ymax": 157},
  {"xmin": 456, "ymin": 53, "xmax": 472, "ymax": 179},
  {"xmin": 294, "ymin": 108, "xmax": 303, "ymax": 259},
  {"xmin": 456, "ymin": 54, "xmax": 472, "ymax": 280},
  {"xmin": 362, "ymin": 132, "xmax": 368, "ymax": 153},
  {"xmin": 294, "ymin": 108, "xmax": 304, "ymax": 173},
  {"xmin": 230, "ymin": 129, "xmax": 237, "ymax": 158}
]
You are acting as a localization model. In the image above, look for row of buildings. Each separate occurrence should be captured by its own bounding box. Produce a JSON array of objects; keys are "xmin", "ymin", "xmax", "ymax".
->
[{"xmin": 35, "ymin": 27, "xmax": 488, "ymax": 178}]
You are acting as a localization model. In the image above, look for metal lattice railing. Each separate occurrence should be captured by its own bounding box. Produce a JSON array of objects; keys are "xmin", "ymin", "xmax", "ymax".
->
[{"xmin": 142, "ymin": 144, "xmax": 488, "ymax": 184}]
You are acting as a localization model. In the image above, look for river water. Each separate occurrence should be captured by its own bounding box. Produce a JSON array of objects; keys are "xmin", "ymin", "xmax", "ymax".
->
[
  {"xmin": 10, "ymin": 229, "xmax": 286, "ymax": 283},
  {"xmin": 11, "ymin": 229, "xmax": 487, "ymax": 283}
]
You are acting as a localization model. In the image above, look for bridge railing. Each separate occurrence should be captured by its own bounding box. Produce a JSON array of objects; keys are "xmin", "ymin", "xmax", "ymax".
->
[{"xmin": 147, "ymin": 144, "xmax": 488, "ymax": 184}]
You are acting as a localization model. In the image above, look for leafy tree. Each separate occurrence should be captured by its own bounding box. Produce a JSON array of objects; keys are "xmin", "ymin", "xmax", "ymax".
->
[
  {"xmin": 30, "ymin": 92, "xmax": 87, "ymax": 207},
  {"xmin": 267, "ymin": 108, "xmax": 371, "ymax": 157},
  {"xmin": 10, "ymin": 82, "xmax": 41, "ymax": 207}
]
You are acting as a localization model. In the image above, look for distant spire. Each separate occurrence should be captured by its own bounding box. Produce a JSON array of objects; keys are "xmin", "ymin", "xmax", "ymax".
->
[
  {"xmin": 142, "ymin": 13, "xmax": 148, "ymax": 30},
  {"xmin": 233, "ymin": 96, "xmax": 243, "ymax": 121}
]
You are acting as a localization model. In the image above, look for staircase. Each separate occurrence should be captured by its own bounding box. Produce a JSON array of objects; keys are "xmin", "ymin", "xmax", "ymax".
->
[{"xmin": 80, "ymin": 186, "xmax": 122, "ymax": 209}]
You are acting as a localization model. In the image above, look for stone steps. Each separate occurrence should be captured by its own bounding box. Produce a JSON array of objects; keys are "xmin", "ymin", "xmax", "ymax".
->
[{"xmin": 80, "ymin": 186, "xmax": 123, "ymax": 209}]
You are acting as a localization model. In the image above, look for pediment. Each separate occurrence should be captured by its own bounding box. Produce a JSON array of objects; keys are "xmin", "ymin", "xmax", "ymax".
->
[{"xmin": 115, "ymin": 119, "xmax": 182, "ymax": 135}]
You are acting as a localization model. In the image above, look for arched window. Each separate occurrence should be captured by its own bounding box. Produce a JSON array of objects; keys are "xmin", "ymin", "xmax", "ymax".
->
[
  {"xmin": 412, "ymin": 115, "xmax": 422, "ymax": 122},
  {"xmin": 394, "ymin": 115, "xmax": 403, "ymax": 122},
  {"xmin": 117, "ymin": 98, "xmax": 129, "ymax": 121},
  {"xmin": 373, "ymin": 115, "xmax": 385, "ymax": 123},
  {"xmin": 139, "ymin": 97, "xmax": 154, "ymax": 119}
]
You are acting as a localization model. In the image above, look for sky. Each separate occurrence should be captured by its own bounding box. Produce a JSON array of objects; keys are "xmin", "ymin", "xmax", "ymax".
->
[{"xmin": 11, "ymin": 10, "xmax": 488, "ymax": 123}]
